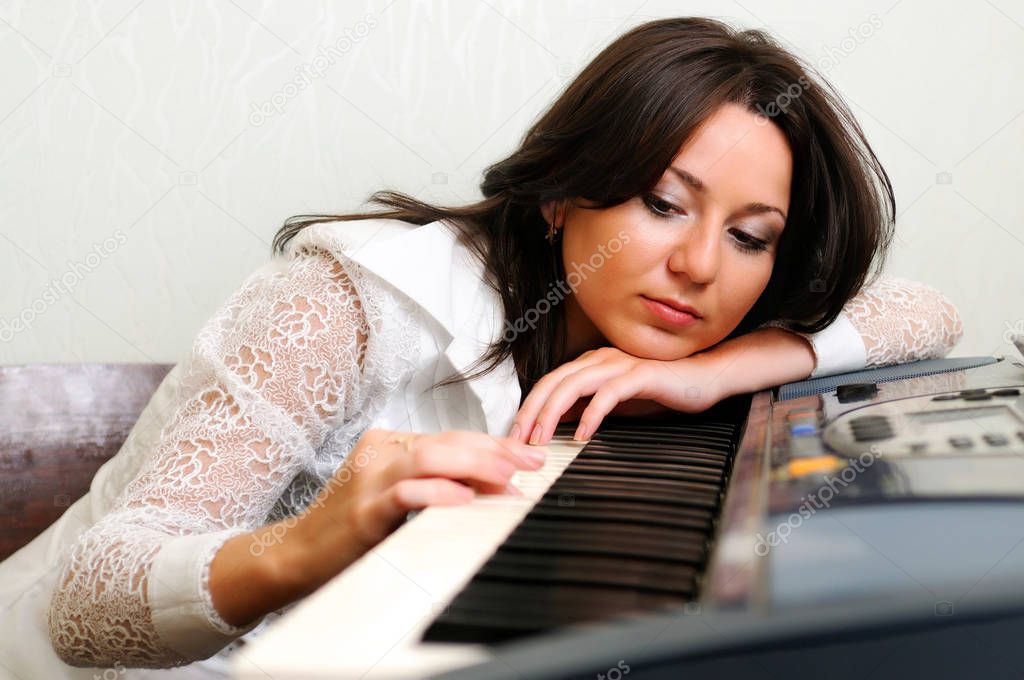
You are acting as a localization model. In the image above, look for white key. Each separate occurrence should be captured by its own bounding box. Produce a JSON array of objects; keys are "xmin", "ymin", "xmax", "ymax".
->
[{"xmin": 232, "ymin": 434, "xmax": 587, "ymax": 679}]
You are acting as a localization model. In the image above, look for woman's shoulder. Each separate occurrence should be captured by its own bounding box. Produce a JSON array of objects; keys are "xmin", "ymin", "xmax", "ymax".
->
[
  {"xmin": 285, "ymin": 218, "xmax": 496, "ymax": 341},
  {"xmin": 284, "ymin": 217, "xmax": 459, "ymax": 261}
]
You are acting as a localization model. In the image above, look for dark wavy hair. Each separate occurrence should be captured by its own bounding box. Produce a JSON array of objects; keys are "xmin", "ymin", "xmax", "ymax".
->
[{"xmin": 272, "ymin": 16, "xmax": 895, "ymax": 396}]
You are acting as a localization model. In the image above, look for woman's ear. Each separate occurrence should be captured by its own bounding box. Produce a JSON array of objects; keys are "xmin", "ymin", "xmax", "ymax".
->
[
  {"xmin": 541, "ymin": 200, "xmax": 568, "ymax": 228},
  {"xmin": 540, "ymin": 200, "xmax": 556, "ymax": 226}
]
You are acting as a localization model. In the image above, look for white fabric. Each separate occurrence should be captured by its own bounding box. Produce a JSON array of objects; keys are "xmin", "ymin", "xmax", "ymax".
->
[
  {"xmin": 799, "ymin": 312, "xmax": 868, "ymax": 378},
  {"xmin": 0, "ymin": 218, "xmax": 961, "ymax": 679},
  {"xmin": 766, "ymin": 275, "xmax": 965, "ymax": 378}
]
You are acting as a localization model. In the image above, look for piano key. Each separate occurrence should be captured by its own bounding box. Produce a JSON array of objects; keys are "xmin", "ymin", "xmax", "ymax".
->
[
  {"xmin": 568, "ymin": 459, "xmax": 725, "ymax": 482},
  {"xmin": 556, "ymin": 471, "xmax": 722, "ymax": 494},
  {"xmin": 499, "ymin": 529, "xmax": 706, "ymax": 563},
  {"xmin": 441, "ymin": 581, "xmax": 687, "ymax": 631},
  {"xmin": 504, "ymin": 517, "xmax": 707, "ymax": 548},
  {"xmin": 477, "ymin": 550, "xmax": 699, "ymax": 594},
  {"xmin": 543, "ymin": 479, "xmax": 719, "ymax": 508},
  {"xmin": 579, "ymin": 446, "xmax": 729, "ymax": 467},
  {"xmin": 423, "ymin": 396, "xmax": 750, "ymax": 645},
  {"xmin": 530, "ymin": 498, "xmax": 713, "ymax": 530}
]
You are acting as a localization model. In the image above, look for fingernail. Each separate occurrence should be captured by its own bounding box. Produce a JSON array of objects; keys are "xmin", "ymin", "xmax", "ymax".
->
[
  {"xmin": 573, "ymin": 423, "xmax": 589, "ymax": 441},
  {"xmin": 524, "ymin": 448, "xmax": 546, "ymax": 466},
  {"xmin": 509, "ymin": 423, "xmax": 521, "ymax": 440},
  {"xmin": 529, "ymin": 423, "xmax": 543, "ymax": 445},
  {"xmin": 503, "ymin": 483, "xmax": 523, "ymax": 496}
]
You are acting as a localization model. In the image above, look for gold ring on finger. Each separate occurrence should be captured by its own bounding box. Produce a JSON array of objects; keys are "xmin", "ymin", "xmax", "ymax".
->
[{"xmin": 386, "ymin": 433, "xmax": 415, "ymax": 454}]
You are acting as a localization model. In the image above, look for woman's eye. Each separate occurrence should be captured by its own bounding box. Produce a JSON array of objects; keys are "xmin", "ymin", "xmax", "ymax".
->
[
  {"xmin": 642, "ymin": 193, "xmax": 770, "ymax": 254},
  {"xmin": 730, "ymin": 229, "xmax": 769, "ymax": 253},
  {"xmin": 641, "ymin": 193, "xmax": 682, "ymax": 217}
]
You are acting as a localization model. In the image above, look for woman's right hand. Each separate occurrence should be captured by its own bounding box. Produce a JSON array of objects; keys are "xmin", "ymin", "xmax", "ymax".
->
[{"xmin": 271, "ymin": 428, "xmax": 548, "ymax": 598}]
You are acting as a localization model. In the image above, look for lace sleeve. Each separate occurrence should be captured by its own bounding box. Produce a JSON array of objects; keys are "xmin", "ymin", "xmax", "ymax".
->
[
  {"xmin": 48, "ymin": 245, "xmax": 371, "ymax": 668},
  {"xmin": 766, "ymin": 275, "xmax": 964, "ymax": 377}
]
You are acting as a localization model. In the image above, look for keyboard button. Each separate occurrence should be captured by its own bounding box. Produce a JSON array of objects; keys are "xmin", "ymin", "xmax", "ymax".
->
[{"xmin": 836, "ymin": 382, "xmax": 878, "ymax": 403}]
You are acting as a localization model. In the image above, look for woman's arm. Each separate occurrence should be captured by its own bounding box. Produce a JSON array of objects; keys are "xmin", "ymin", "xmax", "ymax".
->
[
  {"xmin": 675, "ymin": 275, "xmax": 965, "ymax": 403},
  {"xmin": 48, "ymin": 246, "xmax": 372, "ymax": 668},
  {"xmin": 512, "ymin": 275, "xmax": 964, "ymax": 444},
  {"xmin": 763, "ymin": 274, "xmax": 964, "ymax": 378}
]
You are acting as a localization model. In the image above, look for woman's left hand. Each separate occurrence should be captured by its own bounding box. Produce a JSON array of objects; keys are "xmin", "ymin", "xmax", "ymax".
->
[{"xmin": 508, "ymin": 346, "xmax": 726, "ymax": 445}]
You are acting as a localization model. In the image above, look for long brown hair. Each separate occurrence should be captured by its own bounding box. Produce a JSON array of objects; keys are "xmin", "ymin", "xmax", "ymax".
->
[{"xmin": 272, "ymin": 16, "xmax": 895, "ymax": 396}]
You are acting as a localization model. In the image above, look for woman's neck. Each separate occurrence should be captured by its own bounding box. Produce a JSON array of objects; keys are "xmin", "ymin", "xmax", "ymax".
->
[{"xmin": 556, "ymin": 292, "xmax": 607, "ymax": 365}]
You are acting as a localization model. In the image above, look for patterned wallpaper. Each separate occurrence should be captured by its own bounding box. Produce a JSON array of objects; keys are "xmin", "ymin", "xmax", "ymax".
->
[{"xmin": 0, "ymin": 0, "xmax": 1021, "ymax": 364}]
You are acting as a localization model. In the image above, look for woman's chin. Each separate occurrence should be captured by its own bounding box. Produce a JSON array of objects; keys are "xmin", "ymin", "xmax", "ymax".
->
[{"xmin": 610, "ymin": 327, "xmax": 707, "ymax": 361}]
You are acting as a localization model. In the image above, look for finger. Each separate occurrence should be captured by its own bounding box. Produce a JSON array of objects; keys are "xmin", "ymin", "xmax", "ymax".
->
[
  {"xmin": 452, "ymin": 477, "xmax": 524, "ymax": 496},
  {"xmin": 378, "ymin": 432, "xmax": 545, "ymax": 492},
  {"xmin": 491, "ymin": 435, "xmax": 549, "ymax": 470},
  {"xmin": 509, "ymin": 351, "xmax": 609, "ymax": 443},
  {"xmin": 444, "ymin": 431, "xmax": 548, "ymax": 471},
  {"xmin": 576, "ymin": 374, "xmax": 649, "ymax": 440},
  {"xmin": 530, "ymin": 362, "xmax": 631, "ymax": 445}
]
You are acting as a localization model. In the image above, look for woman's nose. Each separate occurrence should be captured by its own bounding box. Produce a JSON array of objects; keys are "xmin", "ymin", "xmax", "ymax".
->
[{"xmin": 667, "ymin": 221, "xmax": 721, "ymax": 284}]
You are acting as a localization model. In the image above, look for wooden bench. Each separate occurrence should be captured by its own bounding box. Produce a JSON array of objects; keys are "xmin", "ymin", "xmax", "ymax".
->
[{"xmin": 0, "ymin": 363, "xmax": 174, "ymax": 560}]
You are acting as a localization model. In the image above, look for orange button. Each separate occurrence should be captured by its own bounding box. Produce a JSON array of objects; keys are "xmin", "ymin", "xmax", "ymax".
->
[{"xmin": 786, "ymin": 455, "xmax": 844, "ymax": 478}]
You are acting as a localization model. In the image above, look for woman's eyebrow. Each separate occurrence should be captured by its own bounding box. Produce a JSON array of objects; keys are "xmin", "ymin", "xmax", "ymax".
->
[{"xmin": 667, "ymin": 165, "xmax": 788, "ymax": 221}]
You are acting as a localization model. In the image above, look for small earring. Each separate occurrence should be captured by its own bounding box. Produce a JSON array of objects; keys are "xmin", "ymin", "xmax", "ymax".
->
[
  {"xmin": 545, "ymin": 204, "xmax": 563, "ymax": 244},
  {"xmin": 545, "ymin": 220, "xmax": 558, "ymax": 243}
]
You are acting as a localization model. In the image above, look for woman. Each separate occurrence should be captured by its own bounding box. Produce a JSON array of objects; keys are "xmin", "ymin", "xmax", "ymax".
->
[{"xmin": 1, "ymin": 16, "xmax": 961, "ymax": 678}]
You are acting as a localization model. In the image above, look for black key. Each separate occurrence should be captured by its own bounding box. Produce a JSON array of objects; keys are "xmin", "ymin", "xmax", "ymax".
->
[
  {"xmin": 501, "ymin": 528, "xmax": 706, "ymax": 563},
  {"xmin": 477, "ymin": 552, "xmax": 697, "ymax": 595},
  {"xmin": 531, "ymin": 497, "xmax": 713, "ymax": 530},
  {"xmin": 543, "ymin": 481, "xmax": 719, "ymax": 509},
  {"xmin": 556, "ymin": 471, "xmax": 721, "ymax": 495},
  {"xmin": 423, "ymin": 395, "xmax": 751, "ymax": 645},
  {"xmin": 568, "ymin": 460, "xmax": 725, "ymax": 484}
]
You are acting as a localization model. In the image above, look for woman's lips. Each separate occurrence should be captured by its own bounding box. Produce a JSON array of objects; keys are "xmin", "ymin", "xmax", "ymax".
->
[{"xmin": 641, "ymin": 295, "xmax": 701, "ymax": 327}]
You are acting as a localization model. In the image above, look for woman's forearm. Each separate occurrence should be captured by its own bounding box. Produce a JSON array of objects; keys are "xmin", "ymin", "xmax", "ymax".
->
[
  {"xmin": 208, "ymin": 523, "xmax": 302, "ymax": 628},
  {"xmin": 695, "ymin": 327, "xmax": 816, "ymax": 401},
  {"xmin": 208, "ymin": 518, "xmax": 365, "ymax": 628}
]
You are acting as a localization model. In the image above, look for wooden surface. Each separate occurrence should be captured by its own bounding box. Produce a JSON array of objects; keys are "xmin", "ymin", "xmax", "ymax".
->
[{"xmin": 0, "ymin": 363, "xmax": 173, "ymax": 560}]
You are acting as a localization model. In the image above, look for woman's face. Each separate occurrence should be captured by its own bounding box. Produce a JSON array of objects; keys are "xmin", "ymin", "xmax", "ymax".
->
[{"xmin": 550, "ymin": 103, "xmax": 792, "ymax": 361}]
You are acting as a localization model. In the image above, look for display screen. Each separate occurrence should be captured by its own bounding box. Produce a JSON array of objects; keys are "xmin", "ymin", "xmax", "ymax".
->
[{"xmin": 907, "ymin": 405, "xmax": 1017, "ymax": 425}]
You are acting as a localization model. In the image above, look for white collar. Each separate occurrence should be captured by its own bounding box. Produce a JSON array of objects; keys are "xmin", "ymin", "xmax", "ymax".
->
[{"xmin": 287, "ymin": 218, "xmax": 521, "ymax": 436}]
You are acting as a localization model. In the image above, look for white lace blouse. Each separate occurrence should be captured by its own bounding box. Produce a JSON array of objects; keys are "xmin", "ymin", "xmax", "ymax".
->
[{"xmin": 0, "ymin": 218, "xmax": 963, "ymax": 679}]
